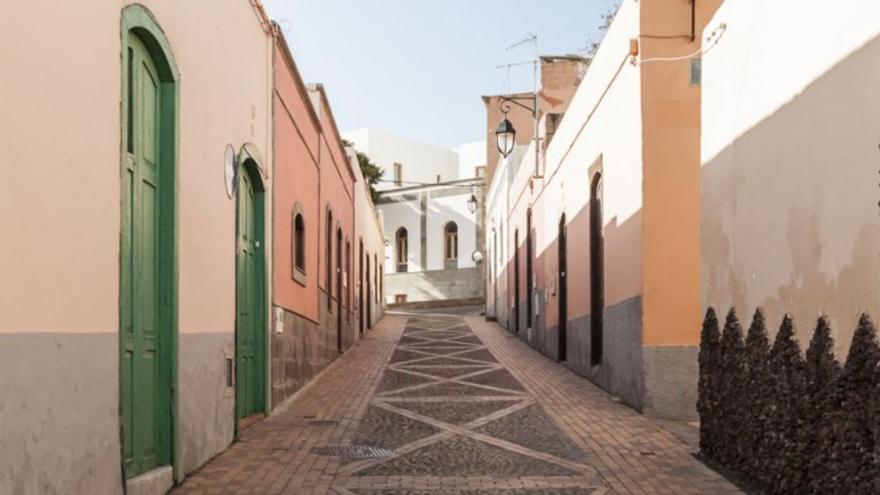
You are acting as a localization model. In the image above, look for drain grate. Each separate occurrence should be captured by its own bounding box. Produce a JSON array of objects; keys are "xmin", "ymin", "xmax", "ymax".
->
[{"xmin": 311, "ymin": 445, "xmax": 393, "ymax": 459}]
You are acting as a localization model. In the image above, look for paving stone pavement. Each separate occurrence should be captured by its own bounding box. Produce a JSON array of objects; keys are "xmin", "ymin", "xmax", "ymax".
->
[{"xmin": 172, "ymin": 313, "xmax": 741, "ymax": 495}]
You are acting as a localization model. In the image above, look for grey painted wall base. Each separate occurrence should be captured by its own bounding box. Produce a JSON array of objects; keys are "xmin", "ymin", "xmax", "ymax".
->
[
  {"xmin": 273, "ymin": 303, "xmax": 337, "ymax": 406},
  {"xmin": 576, "ymin": 296, "xmax": 644, "ymax": 413},
  {"xmin": 178, "ymin": 332, "xmax": 235, "ymax": 475},
  {"xmin": 0, "ymin": 333, "xmax": 122, "ymax": 495},
  {"xmin": 642, "ymin": 345, "xmax": 698, "ymax": 420},
  {"xmin": 0, "ymin": 331, "xmax": 245, "ymax": 494},
  {"xmin": 386, "ymin": 267, "xmax": 482, "ymax": 303},
  {"xmin": 273, "ymin": 293, "xmax": 363, "ymax": 408},
  {"xmin": 513, "ymin": 294, "xmax": 698, "ymax": 420}
]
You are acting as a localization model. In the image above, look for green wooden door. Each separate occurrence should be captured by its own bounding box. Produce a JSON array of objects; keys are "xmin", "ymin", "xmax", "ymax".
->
[
  {"xmin": 121, "ymin": 33, "xmax": 172, "ymax": 478},
  {"xmin": 236, "ymin": 165, "xmax": 265, "ymax": 420}
]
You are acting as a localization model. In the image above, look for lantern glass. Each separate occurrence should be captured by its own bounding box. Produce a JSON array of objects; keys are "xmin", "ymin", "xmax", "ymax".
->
[{"xmin": 495, "ymin": 118, "xmax": 515, "ymax": 158}]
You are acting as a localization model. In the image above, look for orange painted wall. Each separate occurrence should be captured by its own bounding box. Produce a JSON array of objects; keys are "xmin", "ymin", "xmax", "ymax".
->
[
  {"xmin": 272, "ymin": 41, "xmax": 321, "ymax": 322},
  {"xmin": 640, "ymin": 0, "xmax": 722, "ymax": 346}
]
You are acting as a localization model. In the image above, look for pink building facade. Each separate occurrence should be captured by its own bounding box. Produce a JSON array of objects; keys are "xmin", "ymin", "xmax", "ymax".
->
[{"xmin": 270, "ymin": 31, "xmax": 383, "ymax": 408}]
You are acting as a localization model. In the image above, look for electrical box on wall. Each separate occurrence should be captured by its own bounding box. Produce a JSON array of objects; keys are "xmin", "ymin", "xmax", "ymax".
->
[{"xmin": 274, "ymin": 307, "xmax": 284, "ymax": 334}]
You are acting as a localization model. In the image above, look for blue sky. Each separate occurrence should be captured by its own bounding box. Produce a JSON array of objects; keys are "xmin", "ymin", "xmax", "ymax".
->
[{"xmin": 263, "ymin": 1, "xmax": 613, "ymax": 148}]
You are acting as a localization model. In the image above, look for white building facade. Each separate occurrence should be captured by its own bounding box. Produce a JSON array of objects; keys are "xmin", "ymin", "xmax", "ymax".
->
[{"xmin": 344, "ymin": 129, "xmax": 486, "ymax": 306}]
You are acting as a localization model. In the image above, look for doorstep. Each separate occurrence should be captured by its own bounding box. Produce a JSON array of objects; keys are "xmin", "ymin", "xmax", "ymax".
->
[{"xmin": 125, "ymin": 465, "xmax": 173, "ymax": 495}]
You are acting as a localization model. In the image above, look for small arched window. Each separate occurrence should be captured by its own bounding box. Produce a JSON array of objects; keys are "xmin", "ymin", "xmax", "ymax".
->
[
  {"xmin": 444, "ymin": 222, "xmax": 458, "ymax": 268},
  {"xmin": 395, "ymin": 227, "xmax": 408, "ymax": 273},
  {"xmin": 292, "ymin": 204, "xmax": 306, "ymax": 284}
]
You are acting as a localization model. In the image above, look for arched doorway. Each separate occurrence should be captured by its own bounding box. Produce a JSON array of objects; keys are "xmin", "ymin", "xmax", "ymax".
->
[
  {"xmin": 526, "ymin": 210, "xmax": 533, "ymax": 329},
  {"xmin": 365, "ymin": 254, "xmax": 372, "ymax": 329},
  {"xmin": 590, "ymin": 173, "xmax": 604, "ymax": 365},
  {"xmin": 558, "ymin": 214, "xmax": 568, "ymax": 362},
  {"xmin": 336, "ymin": 227, "xmax": 343, "ymax": 352},
  {"xmin": 235, "ymin": 152, "xmax": 267, "ymax": 424},
  {"xmin": 513, "ymin": 229, "xmax": 520, "ymax": 334},
  {"xmin": 119, "ymin": 5, "xmax": 178, "ymax": 478},
  {"xmin": 326, "ymin": 208, "xmax": 333, "ymax": 309},
  {"xmin": 359, "ymin": 240, "xmax": 364, "ymax": 336}
]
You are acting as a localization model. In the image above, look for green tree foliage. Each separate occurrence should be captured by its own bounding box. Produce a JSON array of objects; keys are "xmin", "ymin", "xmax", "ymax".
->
[{"xmin": 343, "ymin": 140, "xmax": 384, "ymax": 203}]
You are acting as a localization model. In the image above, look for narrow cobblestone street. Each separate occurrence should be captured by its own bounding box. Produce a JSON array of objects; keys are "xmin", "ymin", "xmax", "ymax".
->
[{"xmin": 173, "ymin": 313, "xmax": 740, "ymax": 495}]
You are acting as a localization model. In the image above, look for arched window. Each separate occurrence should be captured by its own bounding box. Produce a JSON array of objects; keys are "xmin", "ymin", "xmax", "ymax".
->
[
  {"xmin": 292, "ymin": 205, "xmax": 306, "ymax": 284},
  {"xmin": 444, "ymin": 222, "xmax": 458, "ymax": 269},
  {"xmin": 395, "ymin": 227, "xmax": 408, "ymax": 273}
]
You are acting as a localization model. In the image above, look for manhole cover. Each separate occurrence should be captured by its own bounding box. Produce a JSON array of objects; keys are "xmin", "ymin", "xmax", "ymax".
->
[{"xmin": 311, "ymin": 445, "xmax": 394, "ymax": 459}]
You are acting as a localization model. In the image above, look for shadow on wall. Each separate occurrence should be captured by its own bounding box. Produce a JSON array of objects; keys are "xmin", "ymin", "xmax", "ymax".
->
[
  {"xmin": 701, "ymin": 33, "xmax": 880, "ymax": 354},
  {"xmin": 507, "ymin": 186, "xmax": 649, "ymax": 413}
]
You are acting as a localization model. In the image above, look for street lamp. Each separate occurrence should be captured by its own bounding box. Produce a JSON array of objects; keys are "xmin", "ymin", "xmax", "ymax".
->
[
  {"xmin": 494, "ymin": 94, "xmax": 540, "ymax": 178},
  {"xmin": 495, "ymin": 118, "xmax": 515, "ymax": 158},
  {"xmin": 466, "ymin": 193, "xmax": 478, "ymax": 214}
]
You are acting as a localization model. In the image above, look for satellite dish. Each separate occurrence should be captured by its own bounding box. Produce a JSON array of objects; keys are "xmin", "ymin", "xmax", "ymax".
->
[{"xmin": 224, "ymin": 144, "xmax": 237, "ymax": 199}]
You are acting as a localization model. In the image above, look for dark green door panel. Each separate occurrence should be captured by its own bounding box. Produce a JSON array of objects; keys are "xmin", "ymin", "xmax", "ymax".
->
[
  {"xmin": 236, "ymin": 163, "xmax": 266, "ymax": 421},
  {"xmin": 121, "ymin": 32, "xmax": 172, "ymax": 478}
]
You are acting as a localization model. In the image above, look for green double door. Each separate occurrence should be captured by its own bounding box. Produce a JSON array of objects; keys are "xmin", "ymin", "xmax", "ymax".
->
[
  {"xmin": 236, "ymin": 165, "xmax": 266, "ymax": 421},
  {"xmin": 121, "ymin": 33, "xmax": 172, "ymax": 478}
]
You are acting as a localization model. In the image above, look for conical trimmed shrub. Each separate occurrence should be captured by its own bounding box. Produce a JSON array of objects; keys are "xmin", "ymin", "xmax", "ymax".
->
[
  {"xmin": 698, "ymin": 307, "xmax": 722, "ymax": 457},
  {"xmin": 803, "ymin": 316, "xmax": 842, "ymax": 494},
  {"xmin": 805, "ymin": 316, "xmax": 840, "ymax": 397},
  {"xmin": 743, "ymin": 309, "xmax": 772, "ymax": 484},
  {"xmin": 827, "ymin": 315, "xmax": 879, "ymax": 493},
  {"xmin": 766, "ymin": 315, "xmax": 805, "ymax": 494},
  {"xmin": 872, "ymin": 356, "xmax": 880, "ymax": 494},
  {"xmin": 718, "ymin": 309, "xmax": 747, "ymax": 470}
]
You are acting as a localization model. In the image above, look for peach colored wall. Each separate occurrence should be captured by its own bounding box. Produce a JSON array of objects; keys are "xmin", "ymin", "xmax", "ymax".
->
[
  {"xmin": 504, "ymin": 0, "xmax": 644, "ymax": 330},
  {"xmin": 0, "ymin": 0, "xmax": 273, "ymax": 335},
  {"xmin": 701, "ymin": 1, "xmax": 880, "ymax": 355},
  {"xmin": 639, "ymin": 0, "xmax": 721, "ymax": 346},
  {"xmin": 272, "ymin": 41, "xmax": 320, "ymax": 322}
]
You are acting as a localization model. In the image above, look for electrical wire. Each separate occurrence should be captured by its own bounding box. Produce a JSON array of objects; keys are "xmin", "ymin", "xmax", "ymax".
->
[{"xmin": 638, "ymin": 23, "xmax": 727, "ymax": 65}]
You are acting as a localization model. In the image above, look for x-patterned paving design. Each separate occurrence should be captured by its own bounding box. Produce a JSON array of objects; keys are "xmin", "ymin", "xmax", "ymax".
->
[
  {"xmin": 172, "ymin": 313, "xmax": 740, "ymax": 495},
  {"xmin": 338, "ymin": 314, "xmax": 606, "ymax": 494}
]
